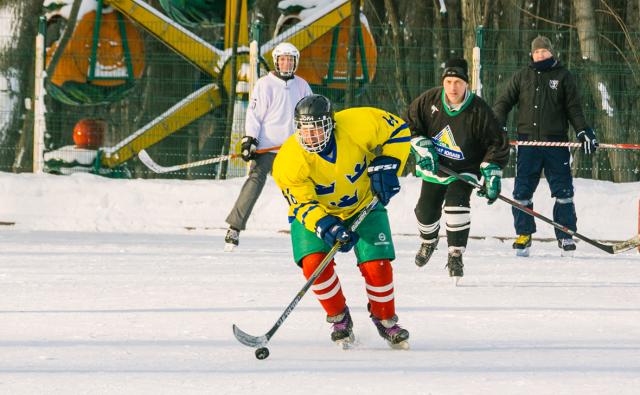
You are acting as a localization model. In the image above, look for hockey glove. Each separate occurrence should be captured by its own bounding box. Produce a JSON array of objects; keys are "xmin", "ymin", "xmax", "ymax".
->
[
  {"xmin": 576, "ymin": 128, "xmax": 598, "ymax": 154},
  {"xmin": 315, "ymin": 215, "xmax": 359, "ymax": 253},
  {"xmin": 367, "ymin": 156, "xmax": 401, "ymax": 206},
  {"xmin": 240, "ymin": 136, "xmax": 259, "ymax": 161},
  {"xmin": 477, "ymin": 162, "xmax": 502, "ymax": 205},
  {"xmin": 410, "ymin": 136, "xmax": 438, "ymax": 174}
]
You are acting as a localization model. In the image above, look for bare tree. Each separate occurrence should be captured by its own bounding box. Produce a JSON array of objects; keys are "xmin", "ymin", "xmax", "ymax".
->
[
  {"xmin": 0, "ymin": 0, "xmax": 43, "ymax": 172},
  {"xmin": 382, "ymin": 0, "xmax": 410, "ymax": 111},
  {"xmin": 345, "ymin": 0, "xmax": 361, "ymax": 107},
  {"xmin": 461, "ymin": 0, "xmax": 483, "ymax": 61},
  {"xmin": 447, "ymin": 0, "xmax": 463, "ymax": 58},
  {"xmin": 573, "ymin": 0, "xmax": 632, "ymax": 181}
]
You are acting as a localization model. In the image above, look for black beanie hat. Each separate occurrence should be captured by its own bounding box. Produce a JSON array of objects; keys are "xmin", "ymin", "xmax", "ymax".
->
[{"xmin": 442, "ymin": 58, "xmax": 469, "ymax": 83}]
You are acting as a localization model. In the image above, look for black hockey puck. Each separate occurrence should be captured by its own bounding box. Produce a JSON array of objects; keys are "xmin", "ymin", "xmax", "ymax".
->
[{"xmin": 255, "ymin": 347, "xmax": 270, "ymax": 360}]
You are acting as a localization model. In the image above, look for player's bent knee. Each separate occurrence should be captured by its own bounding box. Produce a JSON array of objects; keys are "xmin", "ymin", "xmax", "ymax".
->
[{"xmin": 301, "ymin": 252, "xmax": 331, "ymax": 278}]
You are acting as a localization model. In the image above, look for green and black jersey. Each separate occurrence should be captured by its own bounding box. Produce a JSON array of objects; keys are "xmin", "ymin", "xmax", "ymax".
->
[{"xmin": 405, "ymin": 87, "xmax": 510, "ymax": 184}]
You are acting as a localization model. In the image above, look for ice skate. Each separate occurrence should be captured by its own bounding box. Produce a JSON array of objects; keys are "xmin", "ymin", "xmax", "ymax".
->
[
  {"xmin": 512, "ymin": 234, "xmax": 532, "ymax": 257},
  {"xmin": 558, "ymin": 238, "xmax": 576, "ymax": 257},
  {"xmin": 224, "ymin": 228, "xmax": 240, "ymax": 252},
  {"xmin": 446, "ymin": 248, "xmax": 464, "ymax": 286},
  {"xmin": 371, "ymin": 315, "xmax": 409, "ymax": 350},
  {"xmin": 327, "ymin": 307, "xmax": 354, "ymax": 349},
  {"xmin": 415, "ymin": 238, "xmax": 438, "ymax": 267}
]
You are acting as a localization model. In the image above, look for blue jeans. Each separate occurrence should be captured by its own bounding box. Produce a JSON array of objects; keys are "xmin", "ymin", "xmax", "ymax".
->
[{"xmin": 512, "ymin": 146, "xmax": 577, "ymax": 240}]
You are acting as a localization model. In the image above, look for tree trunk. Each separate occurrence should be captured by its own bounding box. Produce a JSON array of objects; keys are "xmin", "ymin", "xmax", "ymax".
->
[
  {"xmin": 573, "ymin": 0, "xmax": 633, "ymax": 181},
  {"xmin": 344, "ymin": 0, "xmax": 361, "ymax": 107},
  {"xmin": 487, "ymin": 0, "xmax": 524, "ymax": 116},
  {"xmin": 408, "ymin": 0, "xmax": 432, "ymax": 97},
  {"xmin": 382, "ymin": 0, "xmax": 410, "ymax": 111},
  {"xmin": 447, "ymin": 0, "xmax": 463, "ymax": 59},
  {"xmin": 494, "ymin": 0, "xmax": 523, "ymax": 92},
  {"xmin": 0, "ymin": 0, "xmax": 43, "ymax": 172},
  {"xmin": 433, "ymin": 0, "xmax": 450, "ymax": 86},
  {"xmin": 461, "ymin": 0, "xmax": 482, "ymax": 61}
]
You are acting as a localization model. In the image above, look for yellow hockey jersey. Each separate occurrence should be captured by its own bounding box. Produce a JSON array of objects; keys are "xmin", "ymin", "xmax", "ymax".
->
[{"xmin": 273, "ymin": 107, "xmax": 411, "ymax": 233}]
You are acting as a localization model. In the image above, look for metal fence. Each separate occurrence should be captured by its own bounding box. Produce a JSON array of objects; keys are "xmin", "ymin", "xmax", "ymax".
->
[{"xmin": 1, "ymin": 18, "xmax": 638, "ymax": 181}]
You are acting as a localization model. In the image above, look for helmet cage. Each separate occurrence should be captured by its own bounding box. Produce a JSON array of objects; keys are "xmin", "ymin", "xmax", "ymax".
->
[
  {"xmin": 295, "ymin": 115, "xmax": 334, "ymax": 153},
  {"xmin": 272, "ymin": 43, "xmax": 299, "ymax": 78}
]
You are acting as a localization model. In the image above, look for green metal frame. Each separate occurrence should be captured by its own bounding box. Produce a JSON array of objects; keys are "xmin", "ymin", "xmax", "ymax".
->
[
  {"xmin": 88, "ymin": 0, "xmax": 134, "ymax": 82},
  {"xmin": 323, "ymin": 22, "xmax": 369, "ymax": 86}
]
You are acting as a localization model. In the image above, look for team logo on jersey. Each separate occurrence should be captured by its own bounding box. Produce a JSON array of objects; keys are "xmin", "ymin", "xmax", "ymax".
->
[
  {"xmin": 315, "ymin": 182, "xmax": 335, "ymax": 195},
  {"xmin": 432, "ymin": 125, "xmax": 465, "ymax": 160},
  {"xmin": 330, "ymin": 191, "xmax": 359, "ymax": 208},
  {"xmin": 346, "ymin": 156, "xmax": 367, "ymax": 183},
  {"xmin": 549, "ymin": 80, "xmax": 559, "ymax": 90}
]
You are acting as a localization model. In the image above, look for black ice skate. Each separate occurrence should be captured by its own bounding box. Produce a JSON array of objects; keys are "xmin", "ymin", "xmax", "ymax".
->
[
  {"xmin": 513, "ymin": 234, "xmax": 532, "ymax": 257},
  {"xmin": 446, "ymin": 248, "xmax": 464, "ymax": 286},
  {"xmin": 224, "ymin": 228, "xmax": 240, "ymax": 252},
  {"xmin": 327, "ymin": 307, "xmax": 354, "ymax": 348},
  {"xmin": 415, "ymin": 238, "xmax": 438, "ymax": 267},
  {"xmin": 371, "ymin": 315, "xmax": 409, "ymax": 350},
  {"xmin": 558, "ymin": 238, "xmax": 576, "ymax": 257}
]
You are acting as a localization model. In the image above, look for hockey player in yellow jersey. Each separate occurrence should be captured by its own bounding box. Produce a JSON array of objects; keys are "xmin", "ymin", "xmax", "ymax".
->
[{"xmin": 273, "ymin": 94, "xmax": 411, "ymax": 349}]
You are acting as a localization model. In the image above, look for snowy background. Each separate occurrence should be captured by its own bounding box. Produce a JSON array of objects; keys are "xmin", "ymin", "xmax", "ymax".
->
[{"xmin": 0, "ymin": 172, "xmax": 639, "ymax": 394}]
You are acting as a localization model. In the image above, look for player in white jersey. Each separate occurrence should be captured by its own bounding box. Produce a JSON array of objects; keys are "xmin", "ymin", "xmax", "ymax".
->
[{"xmin": 224, "ymin": 42, "xmax": 312, "ymax": 251}]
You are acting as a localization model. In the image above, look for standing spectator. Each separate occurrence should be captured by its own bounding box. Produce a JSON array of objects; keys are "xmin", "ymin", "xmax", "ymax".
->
[
  {"xmin": 272, "ymin": 94, "xmax": 411, "ymax": 349},
  {"xmin": 224, "ymin": 42, "xmax": 312, "ymax": 251},
  {"xmin": 493, "ymin": 35, "xmax": 597, "ymax": 257},
  {"xmin": 406, "ymin": 58, "xmax": 510, "ymax": 283}
]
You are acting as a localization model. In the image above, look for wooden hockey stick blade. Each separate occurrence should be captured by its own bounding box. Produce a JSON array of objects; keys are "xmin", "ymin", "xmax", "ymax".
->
[
  {"xmin": 232, "ymin": 324, "xmax": 269, "ymax": 348},
  {"xmin": 607, "ymin": 235, "xmax": 640, "ymax": 254}
]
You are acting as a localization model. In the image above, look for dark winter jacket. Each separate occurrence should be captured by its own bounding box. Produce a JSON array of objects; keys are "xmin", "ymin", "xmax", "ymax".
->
[
  {"xmin": 492, "ymin": 59, "xmax": 589, "ymax": 141},
  {"xmin": 405, "ymin": 87, "xmax": 510, "ymax": 178}
]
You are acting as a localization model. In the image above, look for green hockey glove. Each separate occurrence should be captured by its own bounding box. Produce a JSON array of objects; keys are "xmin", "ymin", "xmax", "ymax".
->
[
  {"xmin": 477, "ymin": 162, "xmax": 502, "ymax": 205},
  {"xmin": 410, "ymin": 136, "xmax": 438, "ymax": 173}
]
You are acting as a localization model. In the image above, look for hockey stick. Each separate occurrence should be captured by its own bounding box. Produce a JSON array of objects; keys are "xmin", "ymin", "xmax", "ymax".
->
[
  {"xmin": 232, "ymin": 197, "xmax": 380, "ymax": 349},
  {"xmin": 138, "ymin": 146, "xmax": 281, "ymax": 174},
  {"xmin": 439, "ymin": 165, "xmax": 640, "ymax": 254},
  {"xmin": 509, "ymin": 141, "xmax": 640, "ymax": 150}
]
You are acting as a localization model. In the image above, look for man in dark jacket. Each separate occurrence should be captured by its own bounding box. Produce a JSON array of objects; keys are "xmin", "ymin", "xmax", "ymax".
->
[
  {"xmin": 493, "ymin": 35, "xmax": 598, "ymax": 257},
  {"xmin": 406, "ymin": 58, "xmax": 510, "ymax": 284}
]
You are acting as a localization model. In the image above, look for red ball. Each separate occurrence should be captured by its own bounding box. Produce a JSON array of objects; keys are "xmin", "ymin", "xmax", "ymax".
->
[{"xmin": 73, "ymin": 119, "xmax": 105, "ymax": 149}]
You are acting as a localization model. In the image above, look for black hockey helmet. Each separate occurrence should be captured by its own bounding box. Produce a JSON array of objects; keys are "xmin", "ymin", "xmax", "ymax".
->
[{"xmin": 294, "ymin": 94, "xmax": 334, "ymax": 153}]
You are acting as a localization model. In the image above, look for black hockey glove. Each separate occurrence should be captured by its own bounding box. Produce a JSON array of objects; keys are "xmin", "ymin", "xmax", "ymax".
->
[
  {"xmin": 240, "ymin": 136, "xmax": 259, "ymax": 161},
  {"xmin": 367, "ymin": 156, "xmax": 401, "ymax": 206},
  {"xmin": 315, "ymin": 215, "xmax": 359, "ymax": 253},
  {"xmin": 576, "ymin": 128, "xmax": 598, "ymax": 155}
]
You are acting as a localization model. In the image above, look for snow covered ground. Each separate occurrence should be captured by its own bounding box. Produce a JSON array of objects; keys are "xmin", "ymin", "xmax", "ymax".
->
[{"xmin": 0, "ymin": 172, "xmax": 639, "ymax": 394}]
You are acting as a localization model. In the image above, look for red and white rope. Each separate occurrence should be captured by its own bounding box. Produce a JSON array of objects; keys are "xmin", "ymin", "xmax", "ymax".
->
[{"xmin": 509, "ymin": 141, "xmax": 640, "ymax": 150}]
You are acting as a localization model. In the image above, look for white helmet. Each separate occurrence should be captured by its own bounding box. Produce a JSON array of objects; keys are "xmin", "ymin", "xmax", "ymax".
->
[{"xmin": 272, "ymin": 42, "xmax": 300, "ymax": 78}]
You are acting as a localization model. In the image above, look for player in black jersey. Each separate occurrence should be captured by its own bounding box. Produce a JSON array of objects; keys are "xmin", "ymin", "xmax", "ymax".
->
[{"xmin": 405, "ymin": 58, "xmax": 509, "ymax": 283}]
